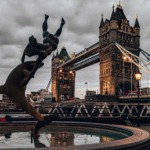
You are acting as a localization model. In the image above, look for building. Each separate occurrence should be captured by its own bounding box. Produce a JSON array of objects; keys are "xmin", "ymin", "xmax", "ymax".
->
[
  {"xmin": 140, "ymin": 87, "xmax": 150, "ymax": 95},
  {"xmin": 52, "ymin": 47, "xmax": 75, "ymax": 102},
  {"xmin": 29, "ymin": 89, "xmax": 52, "ymax": 102},
  {"xmin": 51, "ymin": 3, "xmax": 141, "ymax": 101},
  {"xmin": 0, "ymin": 94, "xmax": 15, "ymax": 109},
  {"xmin": 99, "ymin": 3, "xmax": 140, "ymax": 96},
  {"xmin": 86, "ymin": 90, "xmax": 96, "ymax": 96}
]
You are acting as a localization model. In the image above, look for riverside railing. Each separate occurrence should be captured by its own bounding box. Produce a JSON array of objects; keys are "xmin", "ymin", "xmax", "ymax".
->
[{"xmin": 37, "ymin": 102, "xmax": 150, "ymax": 118}]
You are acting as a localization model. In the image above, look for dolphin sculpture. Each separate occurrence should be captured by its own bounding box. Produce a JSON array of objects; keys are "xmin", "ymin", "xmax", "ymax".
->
[
  {"xmin": 0, "ymin": 61, "xmax": 53, "ymax": 122},
  {"xmin": 0, "ymin": 61, "xmax": 60, "ymax": 136}
]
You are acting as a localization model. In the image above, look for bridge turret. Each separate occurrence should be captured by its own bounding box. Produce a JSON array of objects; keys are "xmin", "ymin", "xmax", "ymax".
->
[
  {"xmin": 109, "ymin": 5, "xmax": 118, "ymax": 30},
  {"xmin": 134, "ymin": 16, "xmax": 140, "ymax": 48},
  {"xmin": 99, "ymin": 3, "xmax": 140, "ymax": 96},
  {"xmin": 99, "ymin": 15, "xmax": 110, "ymax": 47},
  {"xmin": 99, "ymin": 14, "xmax": 104, "ymax": 28},
  {"xmin": 51, "ymin": 47, "xmax": 75, "ymax": 102},
  {"xmin": 134, "ymin": 16, "xmax": 140, "ymax": 33}
]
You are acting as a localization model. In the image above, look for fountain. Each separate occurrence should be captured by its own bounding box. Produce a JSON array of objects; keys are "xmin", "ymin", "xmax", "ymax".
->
[
  {"xmin": 0, "ymin": 14, "xmax": 150, "ymax": 150},
  {"xmin": 0, "ymin": 122, "xmax": 150, "ymax": 149}
]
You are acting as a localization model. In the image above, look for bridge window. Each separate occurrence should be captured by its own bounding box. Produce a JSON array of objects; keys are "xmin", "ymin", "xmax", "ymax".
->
[
  {"xmin": 103, "ymin": 70, "xmax": 105, "ymax": 75},
  {"xmin": 104, "ymin": 36, "xmax": 106, "ymax": 41},
  {"xmin": 128, "ymin": 36, "xmax": 130, "ymax": 41},
  {"xmin": 63, "ymin": 73, "xmax": 68, "ymax": 78},
  {"xmin": 106, "ymin": 68, "xmax": 110, "ymax": 74},
  {"xmin": 120, "ymin": 34, "xmax": 123, "ymax": 40},
  {"xmin": 107, "ymin": 33, "xmax": 109, "ymax": 39},
  {"xmin": 63, "ymin": 85, "xmax": 68, "ymax": 88},
  {"xmin": 104, "ymin": 55, "xmax": 106, "ymax": 60},
  {"xmin": 126, "ymin": 26, "xmax": 128, "ymax": 32},
  {"xmin": 106, "ymin": 69, "xmax": 108, "ymax": 74},
  {"xmin": 123, "ymin": 34, "xmax": 125, "ymax": 40},
  {"xmin": 106, "ymin": 54, "xmax": 108, "ymax": 59},
  {"xmin": 123, "ymin": 26, "xmax": 125, "ymax": 31}
]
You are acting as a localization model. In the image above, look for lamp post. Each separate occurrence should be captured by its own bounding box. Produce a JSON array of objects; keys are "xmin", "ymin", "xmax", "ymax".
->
[
  {"xmin": 134, "ymin": 70, "xmax": 142, "ymax": 127},
  {"xmin": 123, "ymin": 56, "xmax": 127, "ymax": 96}
]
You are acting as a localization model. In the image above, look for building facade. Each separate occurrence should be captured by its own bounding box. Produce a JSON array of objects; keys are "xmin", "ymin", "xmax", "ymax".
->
[
  {"xmin": 51, "ymin": 3, "xmax": 141, "ymax": 100},
  {"xmin": 99, "ymin": 3, "xmax": 140, "ymax": 96},
  {"xmin": 52, "ymin": 47, "xmax": 75, "ymax": 102}
]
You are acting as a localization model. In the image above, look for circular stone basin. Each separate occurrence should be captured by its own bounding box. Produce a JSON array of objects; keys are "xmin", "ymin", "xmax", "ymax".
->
[{"xmin": 0, "ymin": 121, "xmax": 150, "ymax": 150}]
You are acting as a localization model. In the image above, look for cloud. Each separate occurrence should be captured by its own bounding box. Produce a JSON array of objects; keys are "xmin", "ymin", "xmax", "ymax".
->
[{"xmin": 0, "ymin": 0, "xmax": 149, "ymax": 98}]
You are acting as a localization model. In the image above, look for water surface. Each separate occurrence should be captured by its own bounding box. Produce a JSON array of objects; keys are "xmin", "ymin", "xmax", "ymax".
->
[{"xmin": 0, "ymin": 127, "xmax": 129, "ymax": 149}]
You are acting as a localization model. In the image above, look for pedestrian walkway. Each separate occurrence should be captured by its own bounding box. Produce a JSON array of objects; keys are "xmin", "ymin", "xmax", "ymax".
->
[{"xmin": 140, "ymin": 125, "xmax": 150, "ymax": 134}]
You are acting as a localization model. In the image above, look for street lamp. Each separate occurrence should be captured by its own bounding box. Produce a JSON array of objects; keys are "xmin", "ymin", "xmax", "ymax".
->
[
  {"xmin": 123, "ymin": 56, "xmax": 127, "ymax": 96},
  {"xmin": 134, "ymin": 70, "xmax": 142, "ymax": 127}
]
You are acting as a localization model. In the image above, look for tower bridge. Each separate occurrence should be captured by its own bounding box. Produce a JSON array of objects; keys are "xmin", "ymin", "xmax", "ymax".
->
[
  {"xmin": 57, "ymin": 41, "xmax": 99, "ymax": 70},
  {"xmin": 72, "ymin": 53, "xmax": 99, "ymax": 70},
  {"xmin": 51, "ymin": 3, "xmax": 150, "ymax": 102}
]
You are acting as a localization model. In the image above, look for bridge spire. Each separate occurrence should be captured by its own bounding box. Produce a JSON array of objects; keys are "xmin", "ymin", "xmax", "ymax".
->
[
  {"xmin": 110, "ymin": 4, "xmax": 116, "ymax": 20},
  {"xmin": 100, "ymin": 13, "xmax": 104, "ymax": 27},
  {"xmin": 134, "ymin": 15, "xmax": 140, "ymax": 28},
  {"xmin": 117, "ymin": 1, "xmax": 122, "ymax": 9}
]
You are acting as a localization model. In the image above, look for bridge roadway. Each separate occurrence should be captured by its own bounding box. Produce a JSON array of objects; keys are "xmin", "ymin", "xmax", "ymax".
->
[
  {"xmin": 57, "ymin": 42, "xmax": 99, "ymax": 70},
  {"xmin": 56, "ymin": 42, "xmax": 127, "ymax": 70}
]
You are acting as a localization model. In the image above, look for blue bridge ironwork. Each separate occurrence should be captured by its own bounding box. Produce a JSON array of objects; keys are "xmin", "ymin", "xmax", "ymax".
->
[{"xmin": 37, "ymin": 102, "xmax": 150, "ymax": 118}]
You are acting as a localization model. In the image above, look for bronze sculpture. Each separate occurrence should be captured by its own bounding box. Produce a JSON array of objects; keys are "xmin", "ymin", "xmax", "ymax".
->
[
  {"xmin": 0, "ymin": 14, "xmax": 65, "ymax": 136},
  {"xmin": 21, "ymin": 14, "xmax": 65, "ymax": 86},
  {"xmin": 0, "ymin": 61, "xmax": 46, "ymax": 121},
  {"xmin": 0, "ymin": 61, "xmax": 59, "ymax": 136}
]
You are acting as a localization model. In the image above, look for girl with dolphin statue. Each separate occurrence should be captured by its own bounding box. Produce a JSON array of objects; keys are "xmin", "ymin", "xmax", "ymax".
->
[{"xmin": 0, "ymin": 14, "xmax": 65, "ymax": 136}]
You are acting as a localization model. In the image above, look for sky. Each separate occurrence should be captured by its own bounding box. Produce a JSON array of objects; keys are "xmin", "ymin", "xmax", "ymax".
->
[{"xmin": 0, "ymin": 0, "xmax": 149, "ymax": 98}]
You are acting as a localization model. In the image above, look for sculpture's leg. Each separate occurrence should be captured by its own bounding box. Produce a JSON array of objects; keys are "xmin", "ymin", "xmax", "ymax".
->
[
  {"xmin": 54, "ymin": 17, "xmax": 65, "ymax": 37},
  {"xmin": 42, "ymin": 14, "xmax": 49, "ymax": 38}
]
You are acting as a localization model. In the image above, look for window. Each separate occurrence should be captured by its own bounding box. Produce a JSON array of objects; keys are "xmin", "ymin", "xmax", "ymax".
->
[{"xmin": 123, "ymin": 26, "xmax": 125, "ymax": 31}]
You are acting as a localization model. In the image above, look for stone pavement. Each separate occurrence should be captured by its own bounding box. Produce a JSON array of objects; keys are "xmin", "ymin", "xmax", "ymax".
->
[{"xmin": 141, "ymin": 124, "xmax": 150, "ymax": 133}]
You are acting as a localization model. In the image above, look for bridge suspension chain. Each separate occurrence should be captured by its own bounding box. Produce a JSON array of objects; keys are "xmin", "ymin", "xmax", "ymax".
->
[
  {"xmin": 115, "ymin": 42, "xmax": 150, "ymax": 74},
  {"xmin": 46, "ymin": 77, "xmax": 52, "ymax": 91}
]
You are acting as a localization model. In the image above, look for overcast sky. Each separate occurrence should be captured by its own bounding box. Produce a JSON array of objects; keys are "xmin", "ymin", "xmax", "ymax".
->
[{"xmin": 0, "ymin": 0, "xmax": 149, "ymax": 98}]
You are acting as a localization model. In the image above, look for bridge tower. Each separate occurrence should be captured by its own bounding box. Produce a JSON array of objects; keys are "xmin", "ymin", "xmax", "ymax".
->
[
  {"xmin": 99, "ymin": 3, "xmax": 140, "ymax": 96},
  {"xmin": 51, "ymin": 47, "xmax": 75, "ymax": 102}
]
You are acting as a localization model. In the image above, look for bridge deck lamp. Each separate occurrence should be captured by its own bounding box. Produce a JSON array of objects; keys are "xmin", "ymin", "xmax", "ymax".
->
[
  {"xmin": 134, "ymin": 70, "xmax": 142, "ymax": 127},
  {"xmin": 69, "ymin": 70, "xmax": 73, "ymax": 74},
  {"xmin": 59, "ymin": 69, "xmax": 63, "ymax": 73}
]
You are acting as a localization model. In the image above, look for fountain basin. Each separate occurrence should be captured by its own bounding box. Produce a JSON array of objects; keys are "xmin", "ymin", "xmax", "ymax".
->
[{"xmin": 0, "ymin": 121, "xmax": 150, "ymax": 150}]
